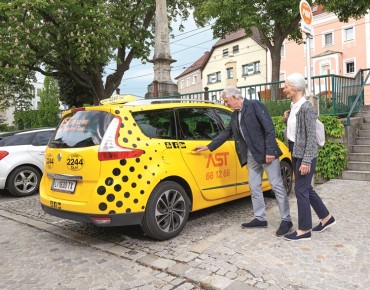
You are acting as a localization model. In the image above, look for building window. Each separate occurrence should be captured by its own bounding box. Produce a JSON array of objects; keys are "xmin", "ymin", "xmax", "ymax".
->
[
  {"xmin": 343, "ymin": 27, "xmax": 354, "ymax": 42},
  {"xmin": 207, "ymin": 71, "xmax": 221, "ymax": 84},
  {"xmin": 232, "ymin": 45, "xmax": 239, "ymax": 54},
  {"xmin": 226, "ymin": 68, "xmax": 234, "ymax": 79},
  {"xmin": 180, "ymin": 80, "xmax": 184, "ymax": 89},
  {"xmin": 345, "ymin": 60, "xmax": 355, "ymax": 74},
  {"xmin": 192, "ymin": 75, "xmax": 197, "ymax": 84},
  {"xmin": 242, "ymin": 61, "xmax": 260, "ymax": 76},
  {"xmin": 279, "ymin": 72, "xmax": 285, "ymax": 81},
  {"xmin": 321, "ymin": 64, "xmax": 330, "ymax": 75},
  {"xmin": 323, "ymin": 32, "xmax": 333, "ymax": 46},
  {"xmin": 222, "ymin": 49, "xmax": 228, "ymax": 57},
  {"xmin": 186, "ymin": 77, "xmax": 190, "ymax": 87},
  {"xmin": 281, "ymin": 44, "xmax": 285, "ymax": 57}
]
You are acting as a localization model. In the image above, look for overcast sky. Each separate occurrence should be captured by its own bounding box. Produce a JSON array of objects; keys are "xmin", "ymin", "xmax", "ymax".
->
[{"xmin": 115, "ymin": 17, "xmax": 216, "ymax": 98}]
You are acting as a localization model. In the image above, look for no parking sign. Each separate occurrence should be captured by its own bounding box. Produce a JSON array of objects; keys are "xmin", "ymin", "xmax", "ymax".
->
[{"xmin": 300, "ymin": 0, "xmax": 313, "ymax": 35}]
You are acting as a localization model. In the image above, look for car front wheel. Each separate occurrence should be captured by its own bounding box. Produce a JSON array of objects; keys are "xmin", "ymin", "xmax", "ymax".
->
[
  {"xmin": 141, "ymin": 181, "xmax": 190, "ymax": 240},
  {"xmin": 7, "ymin": 166, "xmax": 41, "ymax": 197}
]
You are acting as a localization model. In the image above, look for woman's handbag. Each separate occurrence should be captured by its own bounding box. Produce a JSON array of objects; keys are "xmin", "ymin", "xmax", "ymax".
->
[{"xmin": 284, "ymin": 119, "xmax": 325, "ymax": 147}]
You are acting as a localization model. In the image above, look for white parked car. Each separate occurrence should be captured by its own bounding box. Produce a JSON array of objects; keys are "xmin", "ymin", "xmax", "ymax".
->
[{"xmin": 0, "ymin": 128, "xmax": 55, "ymax": 197}]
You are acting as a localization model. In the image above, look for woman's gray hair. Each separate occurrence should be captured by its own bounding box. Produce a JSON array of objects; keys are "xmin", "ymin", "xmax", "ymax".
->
[
  {"xmin": 222, "ymin": 86, "xmax": 243, "ymax": 99},
  {"xmin": 286, "ymin": 73, "xmax": 306, "ymax": 92}
]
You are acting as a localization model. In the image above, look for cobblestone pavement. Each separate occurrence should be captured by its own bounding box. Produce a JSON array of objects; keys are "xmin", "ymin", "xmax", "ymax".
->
[{"xmin": 1, "ymin": 179, "xmax": 369, "ymax": 290}]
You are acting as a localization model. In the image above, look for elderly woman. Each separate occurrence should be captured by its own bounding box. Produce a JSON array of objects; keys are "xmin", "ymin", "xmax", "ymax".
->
[{"xmin": 283, "ymin": 73, "xmax": 336, "ymax": 241}]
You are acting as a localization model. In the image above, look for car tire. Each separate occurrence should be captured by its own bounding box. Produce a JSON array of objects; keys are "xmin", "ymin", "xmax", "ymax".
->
[
  {"xmin": 265, "ymin": 160, "xmax": 293, "ymax": 198},
  {"xmin": 280, "ymin": 160, "xmax": 293, "ymax": 195},
  {"xmin": 141, "ymin": 181, "xmax": 190, "ymax": 241},
  {"xmin": 7, "ymin": 166, "xmax": 41, "ymax": 197}
]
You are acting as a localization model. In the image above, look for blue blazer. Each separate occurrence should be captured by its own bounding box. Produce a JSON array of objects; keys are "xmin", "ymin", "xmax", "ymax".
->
[{"xmin": 208, "ymin": 99, "xmax": 282, "ymax": 166}]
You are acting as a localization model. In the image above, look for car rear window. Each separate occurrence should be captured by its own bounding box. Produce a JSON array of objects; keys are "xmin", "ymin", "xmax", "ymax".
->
[{"xmin": 49, "ymin": 110, "xmax": 115, "ymax": 148}]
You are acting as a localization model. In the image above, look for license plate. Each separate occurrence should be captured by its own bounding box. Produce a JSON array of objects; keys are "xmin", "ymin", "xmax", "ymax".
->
[{"xmin": 52, "ymin": 179, "xmax": 76, "ymax": 193}]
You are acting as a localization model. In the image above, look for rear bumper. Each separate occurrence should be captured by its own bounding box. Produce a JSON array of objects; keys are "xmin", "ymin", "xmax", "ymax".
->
[{"xmin": 41, "ymin": 204, "xmax": 144, "ymax": 227}]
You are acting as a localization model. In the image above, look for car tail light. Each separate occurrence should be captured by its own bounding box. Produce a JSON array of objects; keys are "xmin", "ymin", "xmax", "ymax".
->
[
  {"xmin": 0, "ymin": 151, "xmax": 9, "ymax": 160},
  {"xmin": 98, "ymin": 116, "xmax": 144, "ymax": 161}
]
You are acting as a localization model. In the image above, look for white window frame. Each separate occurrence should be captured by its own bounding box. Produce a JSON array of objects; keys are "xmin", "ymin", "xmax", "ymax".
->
[
  {"xmin": 320, "ymin": 62, "xmax": 331, "ymax": 75},
  {"xmin": 226, "ymin": 68, "xmax": 233, "ymax": 79},
  {"xmin": 322, "ymin": 30, "xmax": 334, "ymax": 47},
  {"xmin": 344, "ymin": 58, "xmax": 356, "ymax": 74},
  {"xmin": 342, "ymin": 26, "xmax": 355, "ymax": 42},
  {"xmin": 192, "ymin": 74, "xmax": 197, "ymax": 85},
  {"xmin": 186, "ymin": 77, "xmax": 190, "ymax": 87},
  {"xmin": 281, "ymin": 44, "xmax": 285, "ymax": 57},
  {"xmin": 242, "ymin": 61, "xmax": 260, "ymax": 76},
  {"xmin": 180, "ymin": 80, "xmax": 184, "ymax": 89}
]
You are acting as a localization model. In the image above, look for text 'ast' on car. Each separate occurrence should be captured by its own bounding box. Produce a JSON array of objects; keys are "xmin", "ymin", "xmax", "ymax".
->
[
  {"xmin": 39, "ymin": 96, "xmax": 293, "ymax": 240},
  {"xmin": 0, "ymin": 128, "xmax": 55, "ymax": 197}
]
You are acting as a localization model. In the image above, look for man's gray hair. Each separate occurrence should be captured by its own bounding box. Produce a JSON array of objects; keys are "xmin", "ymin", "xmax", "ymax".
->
[
  {"xmin": 222, "ymin": 86, "xmax": 243, "ymax": 99},
  {"xmin": 286, "ymin": 73, "xmax": 306, "ymax": 92}
]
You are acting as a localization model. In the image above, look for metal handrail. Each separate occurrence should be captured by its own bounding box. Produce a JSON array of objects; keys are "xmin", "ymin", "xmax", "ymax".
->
[{"xmin": 346, "ymin": 69, "xmax": 370, "ymax": 126}]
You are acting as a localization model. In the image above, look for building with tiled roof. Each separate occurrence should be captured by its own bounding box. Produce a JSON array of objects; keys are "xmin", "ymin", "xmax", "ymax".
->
[{"xmin": 176, "ymin": 28, "xmax": 268, "ymax": 98}]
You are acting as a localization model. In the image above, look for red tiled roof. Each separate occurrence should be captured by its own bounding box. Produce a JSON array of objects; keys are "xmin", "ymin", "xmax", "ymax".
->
[
  {"xmin": 312, "ymin": 4, "xmax": 326, "ymax": 16},
  {"xmin": 213, "ymin": 27, "xmax": 266, "ymax": 49},
  {"xmin": 175, "ymin": 51, "xmax": 211, "ymax": 79}
]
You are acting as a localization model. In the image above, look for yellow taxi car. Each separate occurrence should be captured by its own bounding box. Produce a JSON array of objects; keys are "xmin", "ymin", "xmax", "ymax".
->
[{"xmin": 39, "ymin": 97, "xmax": 293, "ymax": 240}]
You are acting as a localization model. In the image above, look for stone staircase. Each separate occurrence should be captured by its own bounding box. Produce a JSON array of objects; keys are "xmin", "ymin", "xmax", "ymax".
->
[{"xmin": 342, "ymin": 106, "xmax": 370, "ymax": 180}]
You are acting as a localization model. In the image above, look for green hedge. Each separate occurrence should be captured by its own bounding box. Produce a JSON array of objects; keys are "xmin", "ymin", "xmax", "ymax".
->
[{"xmin": 272, "ymin": 115, "xmax": 347, "ymax": 180}]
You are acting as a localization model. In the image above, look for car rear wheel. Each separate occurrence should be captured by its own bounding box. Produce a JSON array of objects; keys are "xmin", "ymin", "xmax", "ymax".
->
[
  {"xmin": 7, "ymin": 166, "xmax": 41, "ymax": 197},
  {"xmin": 280, "ymin": 160, "xmax": 293, "ymax": 195},
  {"xmin": 141, "ymin": 181, "xmax": 190, "ymax": 240}
]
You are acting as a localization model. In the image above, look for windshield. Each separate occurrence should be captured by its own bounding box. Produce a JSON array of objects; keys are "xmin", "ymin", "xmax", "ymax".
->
[{"xmin": 49, "ymin": 111, "xmax": 115, "ymax": 148}]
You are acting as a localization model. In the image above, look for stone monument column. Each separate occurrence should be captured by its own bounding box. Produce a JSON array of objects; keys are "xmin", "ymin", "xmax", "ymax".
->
[{"xmin": 145, "ymin": 0, "xmax": 178, "ymax": 98}]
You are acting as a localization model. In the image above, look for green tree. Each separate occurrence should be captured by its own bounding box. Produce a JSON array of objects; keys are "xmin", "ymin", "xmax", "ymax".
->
[
  {"xmin": 0, "ymin": 0, "xmax": 192, "ymax": 105},
  {"xmin": 191, "ymin": 0, "xmax": 305, "ymax": 97},
  {"xmin": 316, "ymin": 0, "xmax": 370, "ymax": 22},
  {"xmin": 38, "ymin": 77, "xmax": 61, "ymax": 127}
]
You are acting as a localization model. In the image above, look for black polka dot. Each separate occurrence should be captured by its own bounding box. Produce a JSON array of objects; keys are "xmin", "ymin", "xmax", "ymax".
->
[
  {"xmin": 137, "ymin": 137, "xmax": 141, "ymax": 141},
  {"xmin": 124, "ymin": 116, "xmax": 128, "ymax": 121},
  {"xmin": 132, "ymin": 144, "xmax": 137, "ymax": 148},
  {"xmin": 120, "ymin": 160, "xmax": 127, "ymax": 166},
  {"xmin": 147, "ymin": 181, "xmax": 150, "ymax": 185},
  {"xmin": 133, "ymin": 199, "xmax": 138, "ymax": 204},
  {"xmin": 141, "ymin": 206, "xmax": 145, "ymax": 210},
  {"xmin": 114, "ymin": 184, "xmax": 122, "ymax": 192},
  {"xmin": 122, "ymin": 176, "xmax": 128, "ymax": 182},
  {"xmin": 113, "ymin": 168, "xmax": 121, "ymax": 176},
  {"xmin": 115, "ymin": 110, "xmax": 120, "ymax": 114},
  {"xmin": 124, "ymin": 192, "xmax": 130, "ymax": 198},
  {"xmin": 109, "ymin": 210, "xmax": 116, "ymax": 214},
  {"xmin": 105, "ymin": 177, "xmax": 113, "ymax": 186},
  {"xmin": 120, "ymin": 123, "xmax": 124, "ymax": 128},
  {"xmin": 116, "ymin": 201, "xmax": 123, "ymax": 207},
  {"xmin": 99, "ymin": 203, "xmax": 107, "ymax": 211},
  {"xmin": 126, "ymin": 208, "xmax": 131, "ymax": 213},
  {"xmin": 107, "ymin": 194, "xmax": 115, "ymax": 202},
  {"xmin": 131, "ymin": 183, "xmax": 137, "ymax": 188},
  {"xmin": 128, "ymin": 130, "xmax": 132, "ymax": 135},
  {"xmin": 138, "ymin": 174, "xmax": 142, "ymax": 179},
  {"xmin": 140, "ymin": 190, "xmax": 144, "ymax": 195},
  {"xmin": 97, "ymin": 186, "xmax": 106, "ymax": 195},
  {"xmin": 144, "ymin": 165, "xmax": 148, "ymax": 169},
  {"xmin": 129, "ymin": 166, "xmax": 135, "ymax": 172},
  {"xmin": 123, "ymin": 138, "xmax": 128, "ymax": 143},
  {"xmin": 149, "ymin": 157, "xmax": 152, "ymax": 160},
  {"xmin": 135, "ymin": 158, "xmax": 140, "ymax": 163}
]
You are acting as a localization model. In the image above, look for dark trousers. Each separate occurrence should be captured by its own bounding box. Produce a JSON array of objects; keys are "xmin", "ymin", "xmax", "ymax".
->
[{"xmin": 289, "ymin": 142, "xmax": 329, "ymax": 230}]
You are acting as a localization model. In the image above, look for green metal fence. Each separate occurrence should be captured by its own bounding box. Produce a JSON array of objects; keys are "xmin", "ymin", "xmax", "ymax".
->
[{"xmin": 166, "ymin": 68, "xmax": 370, "ymax": 119}]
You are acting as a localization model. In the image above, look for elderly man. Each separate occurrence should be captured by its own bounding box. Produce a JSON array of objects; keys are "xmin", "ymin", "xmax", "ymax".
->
[{"xmin": 194, "ymin": 86, "xmax": 293, "ymax": 237}]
